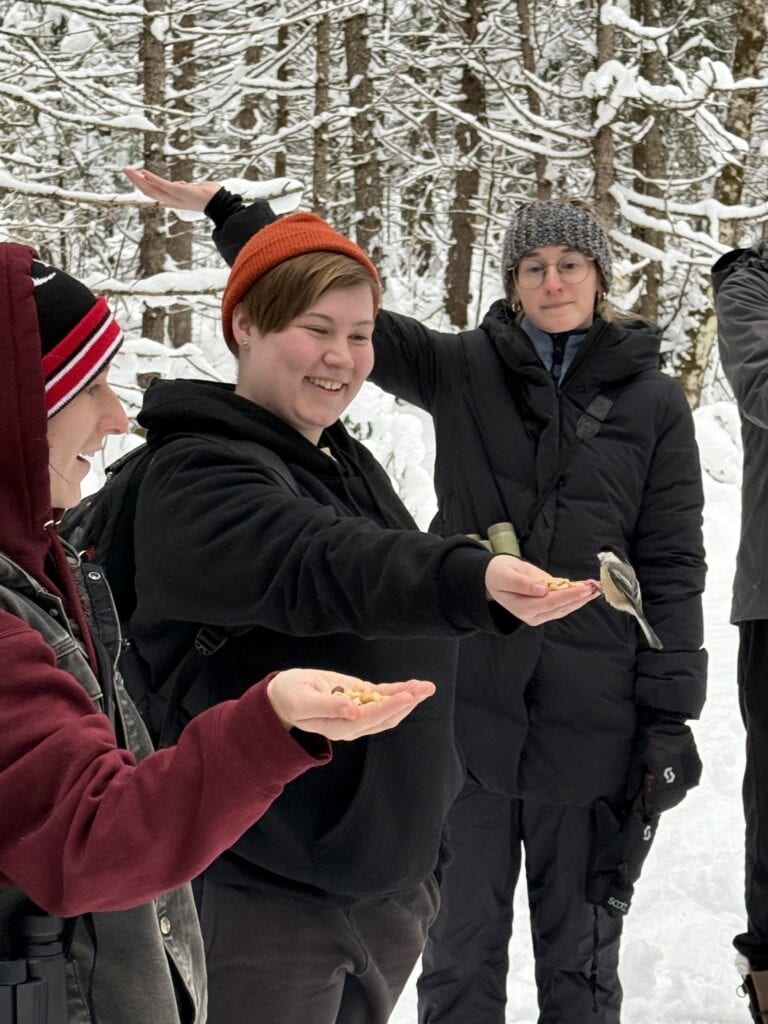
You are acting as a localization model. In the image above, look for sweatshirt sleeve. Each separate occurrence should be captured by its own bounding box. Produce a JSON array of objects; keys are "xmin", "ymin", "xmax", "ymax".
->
[
  {"xmin": 630, "ymin": 380, "xmax": 707, "ymax": 719},
  {"xmin": 135, "ymin": 443, "xmax": 516, "ymax": 640},
  {"xmin": 205, "ymin": 188, "xmax": 276, "ymax": 267},
  {"xmin": 0, "ymin": 610, "xmax": 330, "ymax": 916},
  {"xmin": 371, "ymin": 308, "xmax": 467, "ymax": 412},
  {"xmin": 715, "ymin": 256, "xmax": 768, "ymax": 430}
]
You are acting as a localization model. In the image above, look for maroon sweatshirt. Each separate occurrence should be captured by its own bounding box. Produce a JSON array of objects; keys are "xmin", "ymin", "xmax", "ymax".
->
[{"xmin": 0, "ymin": 241, "xmax": 330, "ymax": 917}]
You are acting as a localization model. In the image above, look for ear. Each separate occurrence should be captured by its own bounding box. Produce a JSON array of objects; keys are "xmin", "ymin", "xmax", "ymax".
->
[{"xmin": 231, "ymin": 302, "xmax": 255, "ymax": 347}]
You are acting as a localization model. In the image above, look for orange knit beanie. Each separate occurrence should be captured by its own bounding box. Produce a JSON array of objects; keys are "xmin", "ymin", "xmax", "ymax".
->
[{"xmin": 221, "ymin": 212, "xmax": 380, "ymax": 346}]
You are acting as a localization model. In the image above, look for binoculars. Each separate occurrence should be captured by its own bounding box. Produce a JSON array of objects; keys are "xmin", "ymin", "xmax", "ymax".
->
[
  {"xmin": 468, "ymin": 521, "xmax": 521, "ymax": 557},
  {"xmin": 0, "ymin": 915, "xmax": 67, "ymax": 1024}
]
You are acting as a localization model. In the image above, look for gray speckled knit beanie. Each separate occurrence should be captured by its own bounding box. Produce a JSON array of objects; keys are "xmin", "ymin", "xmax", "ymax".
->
[{"xmin": 501, "ymin": 200, "xmax": 612, "ymax": 300}]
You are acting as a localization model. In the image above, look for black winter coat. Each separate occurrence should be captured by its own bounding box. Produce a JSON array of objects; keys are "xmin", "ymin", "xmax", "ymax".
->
[
  {"xmin": 712, "ymin": 243, "xmax": 768, "ymax": 623},
  {"xmin": 131, "ymin": 379, "xmax": 517, "ymax": 899},
  {"xmin": 371, "ymin": 302, "xmax": 707, "ymax": 805}
]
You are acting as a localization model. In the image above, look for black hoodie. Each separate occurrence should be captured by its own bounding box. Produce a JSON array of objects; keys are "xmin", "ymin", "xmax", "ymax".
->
[{"xmin": 133, "ymin": 377, "xmax": 516, "ymax": 899}]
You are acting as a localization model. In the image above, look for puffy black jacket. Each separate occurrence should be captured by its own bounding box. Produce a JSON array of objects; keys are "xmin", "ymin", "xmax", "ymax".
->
[
  {"xmin": 712, "ymin": 243, "xmax": 768, "ymax": 623},
  {"xmin": 131, "ymin": 379, "xmax": 518, "ymax": 899},
  {"xmin": 370, "ymin": 302, "xmax": 707, "ymax": 804}
]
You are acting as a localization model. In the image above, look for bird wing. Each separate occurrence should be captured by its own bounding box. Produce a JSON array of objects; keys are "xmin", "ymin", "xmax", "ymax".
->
[{"xmin": 606, "ymin": 562, "xmax": 641, "ymax": 606}]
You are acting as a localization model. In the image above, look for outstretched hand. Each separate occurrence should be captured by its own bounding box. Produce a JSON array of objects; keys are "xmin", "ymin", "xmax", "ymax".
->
[
  {"xmin": 123, "ymin": 167, "xmax": 221, "ymax": 212},
  {"xmin": 484, "ymin": 556, "xmax": 600, "ymax": 626},
  {"xmin": 267, "ymin": 669, "xmax": 436, "ymax": 741}
]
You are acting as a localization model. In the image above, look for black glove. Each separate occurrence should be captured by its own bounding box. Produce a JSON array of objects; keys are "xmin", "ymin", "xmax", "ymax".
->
[
  {"xmin": 587, "ymin": 711, "xmax": 702, "ymax": 917},
  {"xmin": 630, "ymin": 709, "xmax": 703, "ymax": 814},
  {"xmin": 587, "ymin": 796, "xmax": 659, "ymax": 917}
]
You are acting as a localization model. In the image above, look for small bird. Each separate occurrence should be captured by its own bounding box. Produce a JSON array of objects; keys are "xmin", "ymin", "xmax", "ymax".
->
[{"xmin": 597, "ymin": 548, "xmax": 663, "ymax": 650}]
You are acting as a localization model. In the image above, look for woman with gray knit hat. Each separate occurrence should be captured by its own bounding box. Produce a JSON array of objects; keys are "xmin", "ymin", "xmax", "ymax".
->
[
  {"xmin": 370, "ymin": 197, "xmax": 706, "ymax": 1024},
  {"xmin": 127, "ymin": 177, "xmax": 706, "ymax": 1024}
]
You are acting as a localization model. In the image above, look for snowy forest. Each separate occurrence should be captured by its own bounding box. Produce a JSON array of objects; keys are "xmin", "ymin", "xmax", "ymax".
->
[
  {"xmin": 2, "ymin": 7, "xmax": 768, "ymax": 1021},
  {"xmin": 1, "ymin": 0, "xmax": 768, "ymax": 458}
]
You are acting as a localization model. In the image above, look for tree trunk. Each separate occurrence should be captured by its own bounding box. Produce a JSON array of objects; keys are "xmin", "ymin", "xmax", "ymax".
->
[
  {"xmin": 344, "ymin": 12, "xmax": 383, "ymax": 265},
  {"xmin": 274, "ymin": 24, "xmax": 290, "ymax": 179},
  {"xmin": 236, "ymin": 43, "xmax": 264, "ymax": 180},
  {"xmin": 713, "ymin": 0, "xmax": 766, "ymax": 244},
  {"xmin": 630, "ymin": 0, "xmax": 665, "ymax": 324},
  {"xmin": 678, "ymin": 0, "xmax": 766, "ymax": 407},
  {"xmin": 444, "ymin": 0, "xmax": 486, "ymax": 329},
  {"xmin": 516, "ymin": 0, "xmax": 551, "ymax": 200},
  {"xmin": 167, "ymin": 11, "xmax": 195, "ymax": 348},
  {"xmin": 138, "ymin": 0, "xmax": 167, "ymax": 343},
  {"xmin": 402, "ymin": 13, "xmax": 438, "ymax": 276},
  {"xmin": 593, "ymin": 11, "xmax": 616, "ymax": 227},
  {"xmin": 313, "ymin": 14, "xmax": 331, "ymax": 218}
]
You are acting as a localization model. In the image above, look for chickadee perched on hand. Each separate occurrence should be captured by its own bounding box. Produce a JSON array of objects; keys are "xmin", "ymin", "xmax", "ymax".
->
[{"xmin": 597, "ymin": 548, "xmax": 663, "ymax": 650}]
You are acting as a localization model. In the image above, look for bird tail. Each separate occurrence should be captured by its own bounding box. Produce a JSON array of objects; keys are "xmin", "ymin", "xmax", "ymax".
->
[{"xmin": 637, "ymin": 612, "xmax": 663, "ymax": 650}]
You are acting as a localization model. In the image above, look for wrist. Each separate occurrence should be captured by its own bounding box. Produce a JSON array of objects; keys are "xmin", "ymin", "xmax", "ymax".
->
[{"xmin": 266, "ymin": 673, "xmax": 293, "ymax": 731}]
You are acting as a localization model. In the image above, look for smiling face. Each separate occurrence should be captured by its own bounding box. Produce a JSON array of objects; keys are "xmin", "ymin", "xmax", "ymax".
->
[
  {"xmin": 233, "ymin": 283, "xmax": 376, "ymax": 444},
  {"xmin": 46, "ymin": 367, "xmax": 129, "ymax": 508},
  {"xmin": 511, "ymin": 244, "xmax": 600, "ymax": 334}
]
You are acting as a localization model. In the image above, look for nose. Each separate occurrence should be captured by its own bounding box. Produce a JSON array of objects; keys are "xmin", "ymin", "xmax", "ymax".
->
[
  {"xmin": 322, "ymin": 334, "xmax": 355, "ymax": 369},
  {"xmin": 101, "ymin": 385, "xmax": 130, "ymax": 436},
  {"xmin": 543, "ymin": 264, "xmax": 564, "ymax": 290}
]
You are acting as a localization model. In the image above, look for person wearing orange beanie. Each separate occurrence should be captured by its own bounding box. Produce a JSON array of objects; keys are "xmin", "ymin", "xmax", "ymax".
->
[
  {"xmin": 0, "ymin": 240, "xmax": 441, "ymax": 1024},
  {"xmin": 122, "ymin": 170, "xmax": 599, "ymax": 1024}
]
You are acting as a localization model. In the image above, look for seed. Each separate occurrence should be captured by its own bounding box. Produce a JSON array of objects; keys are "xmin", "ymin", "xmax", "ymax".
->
[{"xmin": 546, "ymin": 578, "xmax": 572, "ymax": 590}]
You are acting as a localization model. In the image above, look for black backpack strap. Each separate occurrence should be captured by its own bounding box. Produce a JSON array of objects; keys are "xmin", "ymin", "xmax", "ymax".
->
[
  {"xmin": 208, "ymin": 438, "xmax": 301, "ymax": 497},
  {"xmin": 155, "ymin": 625, "xmax": 233, "ymax": 748},
  {"xmin": 519, "ymin": 389, "xmax": 618, "ymax": 546}
]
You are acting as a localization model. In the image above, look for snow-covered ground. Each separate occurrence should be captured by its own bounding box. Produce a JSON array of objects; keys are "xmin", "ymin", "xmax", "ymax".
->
[{"xmin": 391, "ymin": 400, "xmax": 751, "ymax": 1024}]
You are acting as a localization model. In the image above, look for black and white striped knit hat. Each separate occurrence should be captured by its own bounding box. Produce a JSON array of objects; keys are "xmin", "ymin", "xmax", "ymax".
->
[
  {"xmin": 501, "ymin": 200, "xmax": 613, "ymax": 301},
  {"xmin": 31, "ymin": 260, "xmax": 123, "ymax": 417}
]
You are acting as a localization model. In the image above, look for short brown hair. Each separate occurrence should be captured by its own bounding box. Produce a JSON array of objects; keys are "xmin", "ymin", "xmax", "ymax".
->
[
  {"xmin": 239, "ymin": 252, "xmax": 378, "ymax": 339},
  {"xmin": 221, "ymin": 211, "xmax": 380, "ymax": 351}
]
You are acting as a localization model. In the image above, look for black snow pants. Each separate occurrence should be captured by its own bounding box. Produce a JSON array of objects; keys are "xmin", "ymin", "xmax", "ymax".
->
[
  {"xmin": 734, "ymin": 619, "xmax": 768, "ymax": 970},
  {"xmin": 417, "ymin": 780, "xmax": 624, "ymax": 1024}
]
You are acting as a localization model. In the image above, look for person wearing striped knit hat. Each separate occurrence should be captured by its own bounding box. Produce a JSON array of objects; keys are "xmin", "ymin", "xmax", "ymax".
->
[
  {"xmin": 0, "ymin": 241, "xmax": 435, "ymax": 1024},
  {"xmin": 31, "ymin": 257, "xmax": 124, "ymax": 416}
]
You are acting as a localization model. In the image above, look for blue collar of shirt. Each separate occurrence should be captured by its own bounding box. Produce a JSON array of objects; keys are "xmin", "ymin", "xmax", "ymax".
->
[{"xmin": 522, "ymin": 317, "xmax": 589, "ymax": 384}]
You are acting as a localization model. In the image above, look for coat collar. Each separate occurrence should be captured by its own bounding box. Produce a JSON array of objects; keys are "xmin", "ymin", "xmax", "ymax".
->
[{"xmin": 480, "ymin": 299, "xmax": 663, "ymax": 389}]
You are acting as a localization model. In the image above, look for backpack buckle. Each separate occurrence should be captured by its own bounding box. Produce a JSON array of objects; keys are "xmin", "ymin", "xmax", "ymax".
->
[{"xmin": 194, "ymin": 625, "xmax": 229, "ymax": 656}]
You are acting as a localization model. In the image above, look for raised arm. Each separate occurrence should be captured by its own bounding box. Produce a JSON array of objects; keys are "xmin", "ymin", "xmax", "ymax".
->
[
  {"xmin": 123, "ymin": 167, "xmax": 467, "ymax": 409},
  {"xmin": 124, "ymin": 167, "xmax": 274, "ymax": 267}
]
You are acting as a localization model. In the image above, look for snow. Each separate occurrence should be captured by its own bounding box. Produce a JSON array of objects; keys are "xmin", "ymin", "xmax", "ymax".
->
[{"xmin": 388, "ymin": 400, "xmax": 750, "ymax": 1023}]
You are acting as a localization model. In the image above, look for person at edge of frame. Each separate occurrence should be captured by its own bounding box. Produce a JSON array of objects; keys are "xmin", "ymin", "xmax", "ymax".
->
[
  {"xmin": 713, "ymin": 243, "xmax": 768, "ymax": 1024},
  {"xmin": 0, "ymin": 239, "xmax": 442, "ymax": 1024},
  {"xmin": 120, "ymin": 168, "xmax": 601, "ymax": 1024}
]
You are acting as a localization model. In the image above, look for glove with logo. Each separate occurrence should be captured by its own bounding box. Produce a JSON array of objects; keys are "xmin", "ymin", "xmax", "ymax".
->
[
  {"xmin": 587, "ymin": 710, "xmax": 702, "ymax": 917},
  {"xmin": 626, "ymin": 709, "xmax": 703, "ymax": 813}
]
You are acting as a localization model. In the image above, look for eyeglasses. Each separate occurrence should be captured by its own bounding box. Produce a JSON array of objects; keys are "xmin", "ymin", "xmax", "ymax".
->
[{"xmin": 515, "ymin": 254, "xmax": 594, "ymax": 290}]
